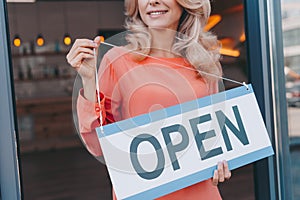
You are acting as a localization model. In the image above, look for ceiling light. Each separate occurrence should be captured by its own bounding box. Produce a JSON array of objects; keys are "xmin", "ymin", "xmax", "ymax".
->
[
  {"xmin": 11, "ymin": 4, "xmax": 21, "ymax": 47},
  {"xmin": 204, "ymin": 15, "xmax": 222, "ymax": 31},
  {"xmin": 13, "ymin": 34, "xmax": 21, "ymax": 47},
  {"xmin": 220, "ymin": 48, "xmax": 240, "ymax": 57},
  {"xmin": 63, "ymin": 33, "xmax": 72, "ymax": 46},
  {"xmin": 219, "ymin": 37, "xmax": 240, "ymax": 57},
  {"xmin": 239, "ymin": 32, "xmax": 246, "ymax": 43},
  {"xmin": 36, "ymin": 34, "xmax": 45, "ymax": 46},
  {"xmin": 220, "ymin": 38, "xmax": 235, "ymax": 47}
]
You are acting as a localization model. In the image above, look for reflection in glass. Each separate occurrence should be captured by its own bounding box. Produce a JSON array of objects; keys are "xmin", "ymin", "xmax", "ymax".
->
[
  {"xmin": 281, "ymin": 0, "xmax": 300, "ymax": 199},
  {"xmin": 6, "ymin": 0, "xmax": 253, "ymax": 199}
]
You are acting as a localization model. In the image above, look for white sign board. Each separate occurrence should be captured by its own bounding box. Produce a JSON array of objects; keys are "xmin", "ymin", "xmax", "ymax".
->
[{"xmin": 96, "ymin": 84, "xmax": 274, "ymax": 200}]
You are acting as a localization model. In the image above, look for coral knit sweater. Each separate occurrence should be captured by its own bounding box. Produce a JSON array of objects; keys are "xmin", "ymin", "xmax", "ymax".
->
[{"xmin": 77, "ymin": 47, "xmax": 222, "ymax": 200}]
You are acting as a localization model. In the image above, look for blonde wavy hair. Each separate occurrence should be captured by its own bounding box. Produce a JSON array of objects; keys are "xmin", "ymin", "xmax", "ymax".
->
[{"xmin": 124, "ymin": 0, "xmax": 222, "ymax": 81}]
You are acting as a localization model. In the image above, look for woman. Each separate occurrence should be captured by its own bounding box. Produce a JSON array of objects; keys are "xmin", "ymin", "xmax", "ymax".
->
[{"xmin": 66, "ymin": 0, "xmax": 231, "ymax": 199}]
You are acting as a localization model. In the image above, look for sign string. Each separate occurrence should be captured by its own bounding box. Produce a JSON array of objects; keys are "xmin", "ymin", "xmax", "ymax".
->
[
  {"xmin": 100, "ymin": 41, "xmax": 249, "ymax": 88},
  {"xmin": 94, "ymin": 41, "xmax": 249, "ymax": 132},
  {"xmin": 94, "ymin": 48, "xmax": 104, "ymax": 133}
]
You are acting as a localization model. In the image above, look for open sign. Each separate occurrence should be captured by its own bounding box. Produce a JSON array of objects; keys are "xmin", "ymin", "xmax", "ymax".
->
[{"xmin": 97, "ymin": 84, "xmax": 274, "ymax": 200}]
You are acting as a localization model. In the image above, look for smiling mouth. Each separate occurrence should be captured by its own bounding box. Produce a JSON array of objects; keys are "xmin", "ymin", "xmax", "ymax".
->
[{"xmin": 147, "ymin": 10, "xmax": 168, "ymax": 16}]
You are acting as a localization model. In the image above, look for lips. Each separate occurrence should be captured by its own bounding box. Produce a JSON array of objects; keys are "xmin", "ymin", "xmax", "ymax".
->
[{"xmin": 147, "ymin": 10, "xmax": 168, "ymax": 16}]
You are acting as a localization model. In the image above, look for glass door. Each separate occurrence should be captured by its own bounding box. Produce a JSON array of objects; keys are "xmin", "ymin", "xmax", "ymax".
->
[{"xmin": 0, "ymin": 0, "xmax": 294, "ymax": 199}]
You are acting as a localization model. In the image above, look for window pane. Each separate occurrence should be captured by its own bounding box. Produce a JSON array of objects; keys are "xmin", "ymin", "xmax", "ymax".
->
[
  {"xmin": 7, "ymin": 0, "xmax": 253, "ymax": 199},
  {"xmin": 282, "ymin": 0, "xmax": 300, "ymax": 199}
]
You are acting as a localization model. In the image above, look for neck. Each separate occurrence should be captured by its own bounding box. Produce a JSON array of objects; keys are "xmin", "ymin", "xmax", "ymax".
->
[{"xmin": 149, "ymin": 28, "xmax": 178, "ymax": 58}]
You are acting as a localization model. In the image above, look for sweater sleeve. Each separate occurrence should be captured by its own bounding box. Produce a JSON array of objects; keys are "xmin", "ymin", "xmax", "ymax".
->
[
  {"xmin": 77, "ymin": 90, "xmax": 105, "ymax": 157},
  {"xmin": 76, "ymin": 54, "xmax": 122, "ymax": 157}
]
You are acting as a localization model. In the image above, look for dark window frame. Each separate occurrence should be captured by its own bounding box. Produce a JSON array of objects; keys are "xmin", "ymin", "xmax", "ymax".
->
[
  {"xmin": 244, "ymin": 0, "xmax": 293, "ymax": 199},
  {"xmin": 0, "ymin": 0, "xmax": 22, "ymax": 199}
]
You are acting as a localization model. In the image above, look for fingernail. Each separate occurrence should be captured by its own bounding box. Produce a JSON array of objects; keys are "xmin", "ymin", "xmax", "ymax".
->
[{"xmin": 95, "ymin": 36, "xmax": 101, "ymax": 42}]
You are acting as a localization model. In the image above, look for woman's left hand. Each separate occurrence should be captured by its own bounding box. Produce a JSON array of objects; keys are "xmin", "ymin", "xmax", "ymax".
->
[{"xmin": 212, "ymin": 160, "xmax": 231, "ymax": 186}]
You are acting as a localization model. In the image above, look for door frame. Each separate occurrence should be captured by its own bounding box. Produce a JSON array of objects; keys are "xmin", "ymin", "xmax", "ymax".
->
[
  {"xmin": 244, "ymin": 0, "xmax": 293, "ymax": 199},
  {"xmin": 0, "ymin": 0, "xmax": 22, "ymax": 199}
]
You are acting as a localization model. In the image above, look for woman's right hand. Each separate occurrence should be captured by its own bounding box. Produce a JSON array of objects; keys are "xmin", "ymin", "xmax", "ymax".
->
[
  {"xmin": 66, "ymin": 36, "xmax": 101, "ymax": 80},
  {"xmin": 66, "ymin": 36, "xmax": 101, "ymax": 102}
]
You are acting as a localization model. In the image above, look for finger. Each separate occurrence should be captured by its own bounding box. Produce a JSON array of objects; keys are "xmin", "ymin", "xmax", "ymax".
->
[
  {"xmin": 67, "ymin": 39, "xmax": 96, "ymax": 58},
  {"xmin": 71, "ymin": 46, "xmax": 95, "ymax": 58},
  {"xmin": 218, "ymin": 161, "xmax": 225, "ymax": 182},
  {"xmin": 94, "ymin": 36, "xmax": 102, "ymax": 46},
  {"xmin": 93, "ymin": 36, "xmax": 103, "ymax": 57},
  {"xmin": 69, "ymin": 52, "xmax": 94, "ymax": 69},
  {"xmin": 223, "ymin": 160, "xmax": 231, "ymax": 180},
  {"xmin": 67, "ymin": 45, "xmax": 95, "ymax": 63},
  {"xmin": 78, "ymin": 46, "xmax": 95, "ymax": 55},
  {"xmin": 212, "ymin": 169, "xmax": 219, "ymax": 186},
  {"xmin": 67, "ymin": 46, "xmax": 96, "ymax": 67},
  {"xmin": 73, "ymin": 38, "xmax": 97, "ymax": 49}
]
